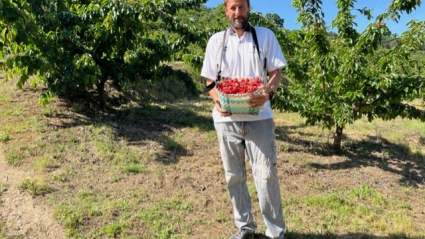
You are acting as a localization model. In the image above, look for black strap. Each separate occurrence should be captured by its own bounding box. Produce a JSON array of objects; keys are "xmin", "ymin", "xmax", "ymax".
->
[
  {"xmin": 251, "ymin": 26, "xmax": 268, "ymax": 77},
  {"xmin": 203, "ymin": 30, "xmax": 228, "ymax": 93},
  {"xmin": 251, "ymin": 26, "xmax": 261, "ymax": 60}
]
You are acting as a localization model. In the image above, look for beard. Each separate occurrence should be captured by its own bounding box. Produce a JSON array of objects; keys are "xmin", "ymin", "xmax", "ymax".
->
[{"xmin": 229, "ymin": 12, "xmax": 250, "ymax": 29}]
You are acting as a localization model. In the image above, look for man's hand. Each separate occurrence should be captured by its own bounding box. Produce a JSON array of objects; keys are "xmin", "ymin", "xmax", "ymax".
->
[
  {"xmin": 207, "ymin": 78, "xmax": 232, "ymax": 116},
  {"xmin": 248, "ymin": 69, "xmax": 281, "ymax": 108},
  {"xmin": 215, "ymin": 100, "xmax": 232, "ymax": 116},
  {"xmin": 247, "ymin": 91, "xmax": 269, "ymax": 108}
]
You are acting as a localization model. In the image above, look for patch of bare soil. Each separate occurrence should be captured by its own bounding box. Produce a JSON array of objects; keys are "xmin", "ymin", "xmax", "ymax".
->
[{"xmin": 0, "ymin": 144, "xmax": 66, "ymax": 239}]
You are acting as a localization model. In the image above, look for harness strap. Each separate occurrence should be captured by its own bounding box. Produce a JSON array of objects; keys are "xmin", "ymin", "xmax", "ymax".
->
[
  {"xmin": 251, "ymin": 26, "xmax": 267, "ymax": 76},
  {"xmin": 203, "ymin": 25, "xmax": 267, "ymax": 93}
]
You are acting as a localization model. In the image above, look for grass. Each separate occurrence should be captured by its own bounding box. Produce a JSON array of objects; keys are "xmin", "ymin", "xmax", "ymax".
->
[
  {"xmin": 287, "ymin": 185, "xmax": 415, "ymax": 235},
  {"xmin": 0, "ymin": 75, "xmax": 424, "ymax": 238},
  {"xmin": 18, "ymin": 178, "xmax": 56, "ymax": 196},
  {"xmin": 0, "ymin": 132, "xmax": 11, "ymax": 143},
  {"xmin": 0, "ymin": 220, "xmax": 7, "ymax": 239}
]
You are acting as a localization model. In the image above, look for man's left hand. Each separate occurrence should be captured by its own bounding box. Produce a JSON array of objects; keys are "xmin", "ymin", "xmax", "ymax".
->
[{"xmin": 248, "ymin": 92, "xmax": 269, "ymax": 108}]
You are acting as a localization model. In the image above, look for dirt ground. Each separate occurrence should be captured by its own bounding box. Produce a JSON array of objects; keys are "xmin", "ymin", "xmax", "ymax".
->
[
  {"xmin": 0, "ymin": 79, "xmax": 424, "ymax": 238},
  {"xmin": 0, "ymin": 144, "xmax": 66, "ymax": 239}
]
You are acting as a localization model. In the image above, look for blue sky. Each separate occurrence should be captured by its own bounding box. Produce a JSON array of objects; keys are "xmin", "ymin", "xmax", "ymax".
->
[{"xmin": 204, "ymin": 0, "xmax": 425, "ymax": 35}]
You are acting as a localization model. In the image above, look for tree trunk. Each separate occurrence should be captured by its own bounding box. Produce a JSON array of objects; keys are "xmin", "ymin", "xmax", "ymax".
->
[
  {"xmin": 333, "ymin": 125, "xmax": 343, "ymax": 153},
  {"xmin": 96, "ymin": 78, "xmax": 108, "ymax": 108}
]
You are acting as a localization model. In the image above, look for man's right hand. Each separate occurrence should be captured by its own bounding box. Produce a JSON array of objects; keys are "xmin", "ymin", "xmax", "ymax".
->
[{"xmin": 215, "ymin": 100, "xmax": 232, "ymax": 116}]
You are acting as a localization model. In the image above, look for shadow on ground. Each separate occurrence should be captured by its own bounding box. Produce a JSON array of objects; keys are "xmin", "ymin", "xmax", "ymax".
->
[
  {"xmin": 47, "ymin": 93, "xmax": 215, "ymax": 165},
  {"xmin": 275, "ymin": 124, "xmax": 425, "ymax": 187},
  {"xmin": 46, "ymin": 89, "xmax": 424, "ymax": 186}
]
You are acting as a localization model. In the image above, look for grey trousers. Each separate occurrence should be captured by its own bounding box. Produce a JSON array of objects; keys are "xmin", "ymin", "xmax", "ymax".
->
[{"xmin": 214, "ymin": 119, "xmax": 285, "ymax": 239}]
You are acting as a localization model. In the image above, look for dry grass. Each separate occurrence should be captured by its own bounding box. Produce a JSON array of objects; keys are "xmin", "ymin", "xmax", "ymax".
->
[{"xmin": 0, "ymin": 74, "xmax": 424, "ymax": 239}]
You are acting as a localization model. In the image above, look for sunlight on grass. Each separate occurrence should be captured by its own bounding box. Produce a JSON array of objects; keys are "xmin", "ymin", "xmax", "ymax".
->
[
  {"xmin": 274, "ymin": 111, "xmax": 306, "ymax": 126},
  {"xmin": 205, "ymin": 130, "xmax": 218, "ymax": 143},
  {"xmin": 284, "ymin": 185, "xmax": 416, "ymax": 235},
  {"xmin": 34, "ymin": 155, "xmax": 59, "ymax": 172},
  {"xmin": 53, "ymin": 190, "xmax": 138, "ymax": 238},
  {"xmin": 276, "ymin": 109, "xmax": 425, "ymax": 156},
  {"xmin": 347, "ymin": 117, "xmax": 425, "ymax": 154},
  {"xmin": 138, "ymin": 199, "xmax": 192, "ymax": 239}
]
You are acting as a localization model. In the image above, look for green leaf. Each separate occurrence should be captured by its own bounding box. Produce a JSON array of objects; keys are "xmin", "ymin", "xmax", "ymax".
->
[{"xmin": 1, "ymin": 27, "xmax": 7, "ymax": 43}]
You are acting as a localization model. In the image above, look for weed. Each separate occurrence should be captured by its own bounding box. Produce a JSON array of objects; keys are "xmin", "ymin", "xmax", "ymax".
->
[
  {"xmin": 139, "ymin": 208, "xmax": 178, "ymax": 239},
  {"xmin": 26, "ymin": 116, "xmax": 47, "ymax": 132},
  {"xmin": 52, "ymin": 172, "xmax": 68, "ymax": 182},
  {"xmin": 280, "ymin": 143, "xmax": 290, "ymax": 152},
  {"xmin": 103, "ymin": 221, "xmax": 125, "ymax": 238},
  {"xmin": 77, "ymin": 189, "xmax": 94, "ymax": 199},
  {"xmin": 123, "ymin": 164, "xmax": 147, "ymax": 174},
  {"xmin": 162, "ymin": 138, "xmax": 184, "ymax": 152},
  {"xmin": 158, "ymin": 198, "xmax": 193, "ymax": 211},
  {"xmin": 34, "ymin": 155, "xmax": 58, "ymax": 171},
  {"xmin": 0, "ymin": 132, "xmax": 11, "ymax": 142},
  {"xmin": 214, "ymin": 209, "xmax": 229, "ymax": 223},
  {"xmin": 42, "ymin": 107, "xmax": 56, "ymax": 117},
  {"xmin": 54, "ymin": 202, "xmax": 84, "ymax": 236},
  {"xmin": 18, "ymin": 179, "xmax": 55, "ymax": 196},
  {"xmin": 110, "ymin": 174, "xmax": 123, "ymax": 183},
  {"xmin": 348, "ymin": 184, "xmax": 375, "ymax": 199},
  {"xmin": 5, "ymin": 150, "xmax": 23, "ymax": 166}
]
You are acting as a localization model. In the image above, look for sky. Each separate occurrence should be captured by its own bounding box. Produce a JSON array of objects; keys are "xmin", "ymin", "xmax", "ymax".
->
[{"xmin": 204, "ymin": 0, "xmax": 425, "ymax": 35}]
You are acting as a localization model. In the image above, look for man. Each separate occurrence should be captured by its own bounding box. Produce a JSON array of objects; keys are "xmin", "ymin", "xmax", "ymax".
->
[{"xmin": 201, "ymin": 0, "xmax": 287, "ymax": 239}]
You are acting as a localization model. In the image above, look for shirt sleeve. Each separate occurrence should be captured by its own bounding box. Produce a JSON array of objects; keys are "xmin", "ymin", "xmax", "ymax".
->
[
  {"xmin": 265, "ymin": 29, "xmax": 287, "ymax": 72},
  {"xmin": 201, "ymin": 32, "xmax": 224, "ymax": 80}
]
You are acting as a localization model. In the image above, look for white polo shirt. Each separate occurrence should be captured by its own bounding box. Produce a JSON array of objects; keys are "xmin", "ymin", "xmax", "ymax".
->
[{"xmin": 201, "ymin": 26, "xmax": 287, "ymax": 123}]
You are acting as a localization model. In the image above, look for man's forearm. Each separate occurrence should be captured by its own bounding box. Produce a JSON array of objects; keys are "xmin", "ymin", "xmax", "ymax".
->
[
  {"xmin": 207, "ymin": 79, "xmax": 220, "ymax": 104},
  {"xmin": 265, "ymin": 69, "xmax": 282, "ymax": 94}
]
